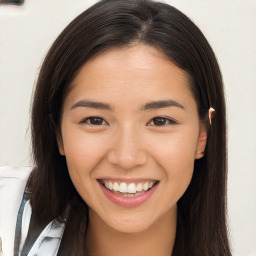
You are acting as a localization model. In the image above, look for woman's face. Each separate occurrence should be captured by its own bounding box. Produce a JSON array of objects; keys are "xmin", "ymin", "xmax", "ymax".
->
[{"xmin": 57, "ymin": 44, "xmax": 207, "ymax": 233}]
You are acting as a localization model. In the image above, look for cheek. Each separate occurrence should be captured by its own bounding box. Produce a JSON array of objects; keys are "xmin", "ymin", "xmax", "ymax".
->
[
  {"xmin": 60, "ymin": 128, "xmax": 110, "ymax": 201},
  {"xmin": 149, "ymin": 128, "xmax": 198, "ymax": 165},
  {"xmin": 149, "ymin": 130, "xmax": 198, "ymax": 195},
  {"xmin": 62, "ymin": 127, "xmax": 108, "ymax": 171},
  {"xmin": 159, "ymin": 141, "xmax": 195, "ymax": 183}
]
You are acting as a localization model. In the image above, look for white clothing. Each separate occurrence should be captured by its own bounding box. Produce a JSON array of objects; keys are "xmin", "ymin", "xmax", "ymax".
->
[{"xmin": 0, "ymin": 166, "xmax": 65, "ymax": 256}]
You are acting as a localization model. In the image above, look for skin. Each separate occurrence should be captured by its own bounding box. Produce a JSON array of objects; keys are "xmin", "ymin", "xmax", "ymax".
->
[{"xmin": 57, "ymin": 44, "xmax": 207, "ymax": 256}]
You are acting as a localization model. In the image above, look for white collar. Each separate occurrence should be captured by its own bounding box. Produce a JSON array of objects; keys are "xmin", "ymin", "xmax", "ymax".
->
[{"xmin": 0, "ymin": 166, "xmax": 33, "ymax": 256}]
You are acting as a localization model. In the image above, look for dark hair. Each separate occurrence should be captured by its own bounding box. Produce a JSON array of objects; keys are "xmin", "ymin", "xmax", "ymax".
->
[{"xmin": 30, "ymin": 0, "xmax": 231, "ymax": 255}]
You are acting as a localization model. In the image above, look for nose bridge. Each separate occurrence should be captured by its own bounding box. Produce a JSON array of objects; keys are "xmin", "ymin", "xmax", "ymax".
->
[{"xmin": 107, "ymin": 124, "xmax": 147, "ymax": 169}]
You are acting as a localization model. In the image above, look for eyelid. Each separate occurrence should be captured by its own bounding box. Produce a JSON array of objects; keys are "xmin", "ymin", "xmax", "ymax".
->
[
  {"xmin": 80, "ymin": 116, "xmax": 109, "ymax": 126},
  {"xmin": 147, "ymin": 116, "xmax": 178, "ymax": 126}
]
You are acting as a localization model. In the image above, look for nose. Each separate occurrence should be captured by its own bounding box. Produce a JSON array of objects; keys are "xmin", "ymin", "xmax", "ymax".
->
[{"xmin": 107, "ymin": 127, "xmax": 148, "ymax": 170}]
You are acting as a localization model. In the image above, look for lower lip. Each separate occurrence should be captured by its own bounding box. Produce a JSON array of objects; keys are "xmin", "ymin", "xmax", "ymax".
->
[{"xmin": 99, "ymin": 181, "xmax": 158, "ymax": 207}]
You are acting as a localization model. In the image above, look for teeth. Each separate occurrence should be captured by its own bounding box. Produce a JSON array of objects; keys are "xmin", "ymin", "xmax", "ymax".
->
[
  {"xmin": 127, "ymin": 183, "xmax": 137, "ymax": 193},
  {"xmin": 113, "ymin": 182, "xmax": 119, "ymax": 191},
  {"xmin": 108, "ymin": 181, "xmax": 113, "ymax": 190},
  {"xmin": 143, "ymin": 182, "xmax": 149, "ymax": 191},
  {"xmin": 102, "ymin": 180, "xmax": 156, "ymax": 195},
  {"xmin": 136, "ymin": 183, "xmax": 143, "ymax": 192},
  {"xmin": 119, "ymin": 182, "xmax": 128, "ymax": 193}
]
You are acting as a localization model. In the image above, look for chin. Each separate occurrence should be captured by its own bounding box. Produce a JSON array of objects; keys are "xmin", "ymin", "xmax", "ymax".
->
[{"xmin": 105, "ymin": 214, "xmax": 156, "ymax": 234}]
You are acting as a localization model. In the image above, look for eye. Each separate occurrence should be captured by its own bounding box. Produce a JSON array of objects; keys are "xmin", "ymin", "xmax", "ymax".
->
[
  {"xmin": 147, "ymin": 116, "xmax": 177, "ymax": 126},
  {"xmin": 81, "ymin": 116, "xmax": 108, "ymax": 126}
]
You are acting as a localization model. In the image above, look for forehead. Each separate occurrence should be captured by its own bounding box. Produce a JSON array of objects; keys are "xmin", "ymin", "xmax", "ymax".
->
[{"xmin": 64, "ymin": 44, "xmax": 195, "ymax": 109}]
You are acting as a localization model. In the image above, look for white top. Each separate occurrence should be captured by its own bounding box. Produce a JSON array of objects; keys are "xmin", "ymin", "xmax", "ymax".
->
[{"xmin": 0, "ymin": 166, "xmax": 65, "ymax": 256}]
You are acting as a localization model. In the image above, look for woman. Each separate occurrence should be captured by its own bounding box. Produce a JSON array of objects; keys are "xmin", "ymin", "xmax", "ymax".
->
[{"xmin": 0, "ymin": 0, "xmax": 231, "ymax": 255}]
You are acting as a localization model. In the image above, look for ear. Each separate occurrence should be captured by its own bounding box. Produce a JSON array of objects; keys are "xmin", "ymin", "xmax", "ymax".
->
[
  {"xmin": 56, "ymin": 128, "xmax": 65, "ymax": 156},
  {"xmin": 195, "ymin": 124, "xmax": 208, "ymax": 159}
]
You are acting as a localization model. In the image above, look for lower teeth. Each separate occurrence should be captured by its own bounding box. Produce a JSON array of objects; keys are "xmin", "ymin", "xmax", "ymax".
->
[
  {"xmin": 109, "ymin": 190, "xmax": 146, "ymax": 197},
  {"xmin": 121, "ymin": 192, "xmax": 145, "ymax": 197}
]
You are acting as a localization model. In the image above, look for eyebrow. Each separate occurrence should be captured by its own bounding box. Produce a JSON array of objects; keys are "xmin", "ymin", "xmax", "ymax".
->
[
  {"xmin": 70, "ymin": 99, "xmax": 185, "ymax": 111},
  {"xmin": 141, "ymin": 99, "xmax": 185, "ymax": 111},
  {"xmin": 70, "ymin": 100, "xmax": 113, "ymax": 111}
]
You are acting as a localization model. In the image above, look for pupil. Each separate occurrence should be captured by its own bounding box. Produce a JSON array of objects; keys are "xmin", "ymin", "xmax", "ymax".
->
[
  {"xmin": 91, "ymin": 117, "xmax": 102, "ymax": 125},
  {"xmin": 153, "ymin": 118, "xmax": 166, "ymax": 125}
]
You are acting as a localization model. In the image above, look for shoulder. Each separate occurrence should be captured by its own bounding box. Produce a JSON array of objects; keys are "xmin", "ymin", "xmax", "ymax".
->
[
  {"xmin": 0, "ymin": 166, "xmax": 33, "ymax": 180},
  {"xmin": 0, "ymin": 166, "xmax": 33, "ymax": 201},
  {"xmin": 0, "ymin": 166, "xmax": 33, "ymax": 256},
  {"xmin": 0, "ymin": 166, "xmax": 33, "ymax": 204}
]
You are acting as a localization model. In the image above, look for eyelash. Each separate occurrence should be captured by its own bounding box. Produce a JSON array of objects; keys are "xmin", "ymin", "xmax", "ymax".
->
[
  {"xmin": 80, "ymin": 116, "xmax": 109, "ymax": 126},
  {"xmin": 80, "ymin": 116, "xmax": 177, "ymax": 127},
  {"xmin": 147, "ymin": 117, "xmax": 177, "ymax": 126}
]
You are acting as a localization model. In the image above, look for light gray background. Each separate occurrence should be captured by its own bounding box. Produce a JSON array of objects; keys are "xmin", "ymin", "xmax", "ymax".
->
[{"xmin": 0, "ymin": 0, "xmax": 255, "ymax": 255}]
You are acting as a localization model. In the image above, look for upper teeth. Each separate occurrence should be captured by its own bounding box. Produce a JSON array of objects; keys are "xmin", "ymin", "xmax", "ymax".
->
[{"xmin": 102, "ymin": 180, "xmax": 156, "ymax": 193}]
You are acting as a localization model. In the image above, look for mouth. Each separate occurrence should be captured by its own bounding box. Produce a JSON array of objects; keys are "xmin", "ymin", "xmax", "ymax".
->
[{"xmin": 98, "ymin": 179, "xmax": 159, "ymax": 197}]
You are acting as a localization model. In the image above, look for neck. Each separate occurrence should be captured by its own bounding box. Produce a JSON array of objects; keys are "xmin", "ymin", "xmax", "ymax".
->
[{"xmin": 85, "ymin": 206, "xmax": 177, "ymax": 256}]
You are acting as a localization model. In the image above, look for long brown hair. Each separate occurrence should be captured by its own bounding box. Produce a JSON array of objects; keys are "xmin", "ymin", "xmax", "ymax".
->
[{"xmin": 30, "ymin": 0, "xmax": 231, "ymax": 255}]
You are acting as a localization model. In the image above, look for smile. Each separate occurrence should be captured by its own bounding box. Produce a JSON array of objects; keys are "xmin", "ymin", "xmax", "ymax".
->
[{"xmin": 99, "ymin": 179, "xmax": 159, "ymax": 197}]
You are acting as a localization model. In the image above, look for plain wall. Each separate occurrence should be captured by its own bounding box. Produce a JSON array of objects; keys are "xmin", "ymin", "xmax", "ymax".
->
[{"xmin": 0, "ymin": 0, "xmax": 256, "ymax": 255}]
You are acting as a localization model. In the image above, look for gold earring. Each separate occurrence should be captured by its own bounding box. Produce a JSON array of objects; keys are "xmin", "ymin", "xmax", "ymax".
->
[
  {"xmin": 197, "ymin": 151, "xmax": 205, "ymax": 157},
  {"xmin": 209, "ymin": 107, "xmax": 215, "ymax": 125}
]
